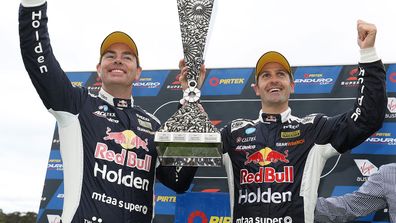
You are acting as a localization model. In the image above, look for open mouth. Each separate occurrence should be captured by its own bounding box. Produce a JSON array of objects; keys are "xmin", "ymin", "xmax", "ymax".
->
[
  {"xmin": 268, "ymin": 88, "xmax": 281, "ymax": 93},
  {"xmin": 109, "ymin": 69, "xmax": 125, "ymax": 74}
]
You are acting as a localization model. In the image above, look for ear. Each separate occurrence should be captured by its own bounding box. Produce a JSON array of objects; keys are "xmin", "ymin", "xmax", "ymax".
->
[
  {"xmin": 290, "ymin": 81, "xmax": 295, "ymax": 94},
  {"xmin": 134, "ymin": 66, "xmax": 143, "ymax": 81},
  {"xmin": 251, "ymin": 83, "xmax": 260, "ymax": 96},
  {"xmin": 96, "ymin": 63, "xmax": 102, "ymax": 79}
]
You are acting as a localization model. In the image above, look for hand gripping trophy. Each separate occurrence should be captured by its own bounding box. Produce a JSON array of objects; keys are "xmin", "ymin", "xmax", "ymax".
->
[{"xmin": 155, "ymin": 0, "xmax": 221, "ymax": 166}]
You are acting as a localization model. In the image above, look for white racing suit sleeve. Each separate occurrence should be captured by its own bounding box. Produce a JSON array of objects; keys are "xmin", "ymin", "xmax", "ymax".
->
[
  {"xmin": 360, "ymin": 47, "xmax": 380, "ymax": 63},
  {"xmin": 21, "ymin": 0, "xmax": 46, "ymax": 7}
]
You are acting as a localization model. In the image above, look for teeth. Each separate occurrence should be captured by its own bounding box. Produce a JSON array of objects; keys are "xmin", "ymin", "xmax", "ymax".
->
[
  {"xmin": 111, "ymin": 69, "xmax": 124, "ymax": 73},
  {"xmin": 269, "ymin": 88, "xmax": 280, "ymax": 93}
]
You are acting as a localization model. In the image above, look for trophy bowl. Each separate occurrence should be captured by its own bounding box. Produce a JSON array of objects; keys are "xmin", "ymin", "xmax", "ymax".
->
[{"xmin": 155, "ymin": 0, "xmax": 222, "ymax": 166}]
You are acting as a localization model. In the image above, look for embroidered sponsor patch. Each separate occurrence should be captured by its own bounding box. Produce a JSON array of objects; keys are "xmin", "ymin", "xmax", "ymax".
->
[{"xmin": 281, "ymin": 130, "xmax": 300, "ymax": 139}]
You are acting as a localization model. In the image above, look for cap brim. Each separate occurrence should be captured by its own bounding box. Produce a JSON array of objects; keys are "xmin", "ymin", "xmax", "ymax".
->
[
  {"xmin": 255, "ymin": 51, "xmax": 292, "ymax": 79},
  {"xmin": 100, "ymin": 31, "xmax": 139, "ymax": 59}
]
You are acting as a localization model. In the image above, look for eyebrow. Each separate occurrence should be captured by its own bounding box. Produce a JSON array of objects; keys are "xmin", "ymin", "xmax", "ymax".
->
[
  {"xmin": 260, "ymin": 69, "xmax": 288, "ymax": 73},
  {"xmin": 103, "ymin": 50, "xmax": 134, "ymax": 56}
]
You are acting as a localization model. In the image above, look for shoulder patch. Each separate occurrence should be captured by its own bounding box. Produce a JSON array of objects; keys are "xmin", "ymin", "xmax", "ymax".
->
[
  {"xmin": 230, "ymin": 119, "xmax": 254, "ymax": 132},
  {"xmin": 297, "ymin": 114, "xmax": 318, "ymax": 125},
  {"xmin": 134, "ymin": 106, "xmax": 161, "ymax": 125}
]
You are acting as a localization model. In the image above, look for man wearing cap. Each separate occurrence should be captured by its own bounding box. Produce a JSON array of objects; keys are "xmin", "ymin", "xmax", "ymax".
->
[
  {"xmin": 179, "ymin": 20, "xmax": 386, "ymax": 222},
  {"xmin": 19, "ymin": 1, "xmax": 197, "ymax": 222}
]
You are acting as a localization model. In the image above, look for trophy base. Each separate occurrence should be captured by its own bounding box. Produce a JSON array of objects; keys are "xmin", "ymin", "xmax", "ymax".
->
[
  {"xmin": 155, "ymin": 132, "xmax": 222, "ymax": 167},
  {"xmin": 156, "ymin": 142, "xmax": 222, "ymax": 166}
]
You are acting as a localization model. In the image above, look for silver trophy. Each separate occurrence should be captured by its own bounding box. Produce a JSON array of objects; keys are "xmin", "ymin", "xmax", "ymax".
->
[{"xmin": 154, "ymin": 0, "xmax": 222, "ymax": 166}]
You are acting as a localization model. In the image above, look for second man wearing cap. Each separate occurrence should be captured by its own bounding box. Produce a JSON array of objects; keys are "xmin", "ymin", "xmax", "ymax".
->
[
  {"xmin": 221, "ymin": 20, "xmax": 386, "ymax": 223},
  {"xmin": 179, "ymin": 20, "xmax": 386, "ymax": 223}
]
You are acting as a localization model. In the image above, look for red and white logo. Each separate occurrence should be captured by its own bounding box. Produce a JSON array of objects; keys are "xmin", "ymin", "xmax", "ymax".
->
[
  {"xmin": 240, "ymin": 166, "xmax": 294, "ymax": 184},
  {"xmin": 354, "ymin": 159, "xmax": 378, "ymax": 177},
  {"xmin": 389, "ymin": 72, "xmax": 396, "ymax": 83},
  {"xmin": 387, "ymin": 97, "xmax": 396, "ymax": 113}
]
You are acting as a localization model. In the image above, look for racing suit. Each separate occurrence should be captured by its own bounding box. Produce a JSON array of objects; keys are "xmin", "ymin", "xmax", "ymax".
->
[
  {"xmin": 221, "ymin": 60, "xmax": 386, "ymax": 222},
  {"xmin": 19, "ymin": 3, "xmax": 196, "ymax": 223}
]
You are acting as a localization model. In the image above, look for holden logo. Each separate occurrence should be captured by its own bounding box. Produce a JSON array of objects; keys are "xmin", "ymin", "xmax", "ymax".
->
[{"xmin": 387, "ymin": 97, "xmax": 396, "ymax": 113}]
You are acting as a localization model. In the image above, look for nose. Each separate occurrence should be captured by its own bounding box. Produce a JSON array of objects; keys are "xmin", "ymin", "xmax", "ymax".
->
[
  {"xmin": 268, "ymin": 75, "xmax": 281, "ymax": 83},
  {"xmin": 113, "ymin": 56, "xmax": 122, "ymax": 64}
]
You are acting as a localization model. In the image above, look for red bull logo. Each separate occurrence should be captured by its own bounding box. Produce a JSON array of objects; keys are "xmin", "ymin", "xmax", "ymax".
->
[
  {"xmin": 104, "ymin": 127, "xmax": 149, "ymax": 151},
  {"xmin": 244, "ymin": 147, "xmax": 289, "ymax": 166},
  {"xmin": 240, "ymin": 166, "xmax": 294, "ymax": 184},
  {"xmin": 94, "ymin": 143, "xmax": 152, "ymax": 172}
]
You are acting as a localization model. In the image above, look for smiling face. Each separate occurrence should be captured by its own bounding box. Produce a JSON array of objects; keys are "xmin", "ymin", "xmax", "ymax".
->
[
  {"xmin": 253, "ymin": 62, "xmax": 294, "ymax": 113},
  {"xmin": 96, "ymin": 42, "xmax": 142, "ymax": 94}
]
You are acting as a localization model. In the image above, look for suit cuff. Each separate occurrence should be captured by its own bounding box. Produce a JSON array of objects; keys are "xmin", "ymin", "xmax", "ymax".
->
[
  {"xmin": 21, "ymin": 0, "xmax": 46, "ymax": 7},
  {"xmin": 359, "ymin": 47, "xmax": 380, "ymax": 63}
]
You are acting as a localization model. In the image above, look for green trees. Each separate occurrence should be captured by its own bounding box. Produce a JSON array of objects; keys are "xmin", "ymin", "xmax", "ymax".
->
[{"xmin": 0, "ymin": 209, "xmax": 37, "ymax": 223}]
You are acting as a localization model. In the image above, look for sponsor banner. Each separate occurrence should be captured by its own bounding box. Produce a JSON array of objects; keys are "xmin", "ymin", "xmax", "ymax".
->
[
  {"xmin": 386, "ymin": 97, "xmax": 396, "ymax": 120},
  {"xmin": 87, "ymin": 75, "xmax": 102, "ymax": 92},
  {"xmin": 352, "ymin": 123, "xmax": 396, "ymax": 155},
  {"xmin": 37, "ymin": 211, "xmax": 62, "ymax": 223},
  {"xmin": 166, "ymin": 72, "xmax": 183, "ymax": 91},
  {"xmin": 175, "ymin": 192, "xmax": 230, "ymax": 223},
  {"xmin": 293, "ymin": 66, "xmax": 342, "ymax": 94},
  {"xmin": 46, "ymin": 214, "xmax": 62, "ymax": 223},
  {"xmin": 339, "ymin": 66, "xmax": 360, "ymax": 88},
  {"xmin": 45, "ymin": 183, "xmax": 64, "ymax": 210},
  {"xmin": 132, "ymin": 70, "xmax": 169, "ymax": 96},
  {"xmin": 65, "ymin": 72, "xmax": 92, "ymax": 88},
  {"xmin": 386, "ymin": 64, "xmax": 396, "ymax": 93},
  {"xmin": 354, "ymin": 159, "xmax": 378, "ymax": 177},
  {"xmin": 201, "ymin": 68, "xmax": 252, "ymax": 96},
  {"xmin": 46, "ymin": 150, "xmax": 63, "ymax": 179},
  {"xmin": 154, "ymin": 183, "xmax": 178, "ymax": 215}
]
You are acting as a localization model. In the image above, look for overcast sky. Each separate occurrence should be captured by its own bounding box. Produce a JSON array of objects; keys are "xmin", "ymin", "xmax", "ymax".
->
[{"xmin": 1, "ymin": 0, "xmax": 396, "ymax": 214}]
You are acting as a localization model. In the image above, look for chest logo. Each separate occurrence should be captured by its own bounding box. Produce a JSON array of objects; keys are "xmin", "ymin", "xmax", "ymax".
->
[
  {"xmin": 281, "ymin": 130, "xmax": 300, "ymax": 139},
  {"xmin": 138, "ymin": 119, "xmax": 153, "ymax": 130},
  {"xmin": 103, "ymin": 127, "xmax": 148, "ymax": 151},
  {"xmin": 236, "ymin": 136, "xmax": 256, "ymax": 143},
  {"xmin": 93, "ymin": 105, "xmax": 119, "ymax": 123},
  {"xmin": 245, "ymin": 127, "xmax": 256, "ymax": 135},
  {"xmin": 245, "ymin": 147, "xmax": 289, "ymax": 166}
]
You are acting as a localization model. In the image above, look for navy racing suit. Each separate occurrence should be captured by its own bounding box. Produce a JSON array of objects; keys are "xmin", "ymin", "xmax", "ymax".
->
[
  {"xmin": 221, "ymin": 60, "xmax": 386, "ymax": 222},
  {"xmin": 19, "ymin": 3, "xmax": 196, "ymax": 223}
]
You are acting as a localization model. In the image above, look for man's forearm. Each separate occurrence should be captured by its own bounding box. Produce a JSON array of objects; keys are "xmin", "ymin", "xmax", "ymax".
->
[{"xmin": 315, "ymin": 170, "xmax": 387, "ymax": 222}]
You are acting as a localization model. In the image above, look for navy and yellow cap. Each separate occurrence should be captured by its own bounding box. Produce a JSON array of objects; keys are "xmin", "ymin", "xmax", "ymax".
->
[
  {"xmin": 100, "ymin": 31, "xmax": 139, "ymax": 64},
  {"xmin": 255, "ymin": 51, "xmax": 292, "ymax": 80}
]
